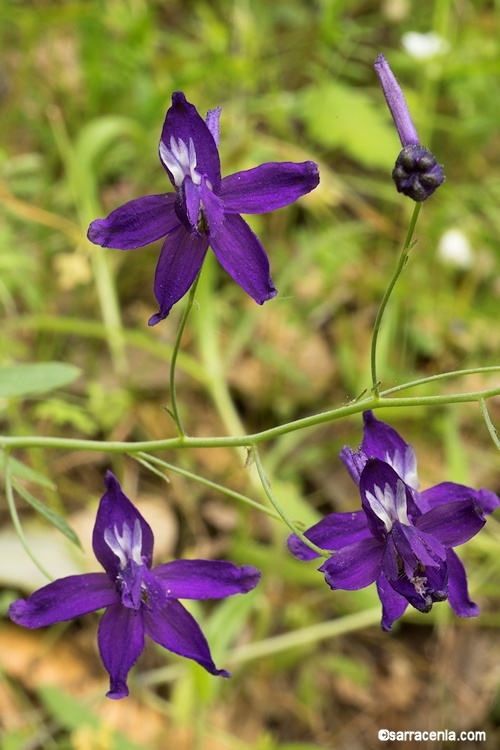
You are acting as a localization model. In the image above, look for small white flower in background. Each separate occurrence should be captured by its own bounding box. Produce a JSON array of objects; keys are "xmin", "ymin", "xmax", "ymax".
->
[
  {"xmin": 437, "ymin": 229, "xmax": 474, "ymax": 269},
  {"xmin": 402, "ymin": 31, "xmax": 449, "ymax": 60}
]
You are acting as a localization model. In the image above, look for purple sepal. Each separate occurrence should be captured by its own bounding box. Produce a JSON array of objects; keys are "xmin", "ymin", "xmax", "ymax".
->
[
  {"xmin": 362, "ymin": 411, "xmax": 419, "ymax": 491},
  {"xmin": 87, "ymin": 194, "xmax": 179, "ymax": 249},
  {"xmin": 8, "ymin": 573, "xmax": 119, "ymax": 628},
  {"xmin": 160, "ymin": 91, "xmax": 222, "ymax": 191},
  {"xmin": 98, "ymin": 602, "xmax": 145, "ymax": 700},
  {"xmin": 415, "ymin": 499, "xmax": 485, "ymax": 548},
  {"xmin": 148, "ymin": 226, "xmax": 209, "ymax": 325},
  {"xmin": 220, "ymin": 161, "xmax": 319, "ymax": 214},
  {"xmin": 374, "ymin": 54, "xmax": 420, "ymax": 147},
  {"xmin": 144, "ymin": 599, "xmax": 230, "ymax": 677},
  {"xmin": 446, "ymin": 550, "xmax": 479, "ymax": 618},
  {"xmin": 287, "ymin": 510, "xmax": 370, "ymax": 561},
  {"xmin": 376, "ymin": 574, "xmax": 408, "ymax": 631},
  {"xmin": 93, "ymin": 471, "xmax": 154, "ymax": 578},
  {"xmin": 319, "ymin": 537, "xmax": 383, "ymax": 590},
  {"xmin": 339, "ymin": 446, "xmax": 366, "ymax": 485},
  {"xmin": 153, "ymin": 560, "xmax": 261, "ymax": 599},
  {"xmin": 205, "ymin": 106, "xmax": 221, "ymax": 147},
  {"xmin": 210, "ymin": 213, "xmax": 278, "ymax": 304},
  {"xmin": 420, "ymin": 482, "xmax": 500, "ymax": 516}
]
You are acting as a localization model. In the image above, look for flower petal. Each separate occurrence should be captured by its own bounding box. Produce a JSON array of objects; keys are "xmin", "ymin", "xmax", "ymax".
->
[
  {"xmin": 219, "ymin": 161, "xmax": 319, "ymax": 215},
  {"xmin": 362, "ymin": 411, "xmax": 420, "ymax": 491},
  {"xmin": 416, "ymin": 499, "xmax": 485, "ymax": 548},
  {"xmin": 209, "ymin": 213, "xmax": 277, "ymax": 304},
  {"xmin": 446, "ymin": 549, "xmax": 479, "ymax": 618},
  {"xmin": 87, "ymin": 194, "xmax": 179, "ymax": 249},
  {"xmin": 382, "ymin": 536, "xmax": 448, "ymax": 612},
  {"xmin": 184, "ymin": 176, "xmax": 202, "ymax": 229},
  {"xmin": 93, "ymin": 471, "xmax": 155, "ymax": 579},
  {"xmin": 205, "ymin": 106, "xmax": 221, "ymax": 147},
  {"xmin": 148, "ymin": 224, "xmax": 209, "ymax": 326},
  {"xmin": 8, "ymin": 573, "xmax": 118, "ymax": 628},
  {"xmin": 319, "ymin": 537, "xmax": 383, "ymax": 591},
  {"xmin": 98, "ymin": 603, "xmax": 145, "ymax": 699},
  {"xmin": 201, "ymin": 178, "xmax": 225, "ymax": 237},
  {"xmin": 392, "ymin": 522, "xmax": 446, "ymax": 573},
  {"xmin": 152, "ymin": 560, "xmax": 261, "ymax": 599},
  {"xmin": 376, "ymin": 574, "xmax": 408, "ymax": 631},
  {"xmin": 144, "ymin": 599, "xmax": 230, "ymax": 677},
  {"xmin": 160, "ymin": 92, "xmax": 221, "ymax": 191},
  {"xmin": 374, "ymin": 54, "xmax": 420, "ymax": 147},
  {"xmin": 419, "ymin": 482, "xmax": 500, "ymax": 516},
  {"xmin": 359, "ymin": 459, "xmax": 415, "ymax": 538},
  {"xmin": 287, "ymin": 510, "xmax": 370, "ymax": 561},
  {"xmin": 339, "ymin": 446, "xmax": 366, "ymax": 486}
]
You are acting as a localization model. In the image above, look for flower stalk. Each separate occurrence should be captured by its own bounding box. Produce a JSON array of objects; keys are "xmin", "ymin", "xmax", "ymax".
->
[{"xmin": 370, "ymin": 202, "xmax": 422, "ymax": 396}]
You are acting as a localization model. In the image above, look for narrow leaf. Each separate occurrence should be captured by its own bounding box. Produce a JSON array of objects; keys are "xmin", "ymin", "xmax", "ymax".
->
[{"xmin": 13, "ymin": 481, "xmax": 81, "ymax": 548}]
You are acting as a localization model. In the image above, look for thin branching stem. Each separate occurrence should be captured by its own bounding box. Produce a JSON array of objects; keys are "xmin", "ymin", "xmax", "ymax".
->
[
  {"xmin": 252, "ymin": 445, "xmax": 329, "ymax": 557},
  {"xmin": 2, "ymin": 388, "xmax": 500, "ymax": 453},
  {"xmin": 480, "ymin": 398, "xmax": 500, "ymax": 451},
  {"xmin": 370, "ymin": 202, "xmax": 422, "ymax": 396},
  {"xmin": 134, "ymin": 452, "xmax": 282, "ymax": 521},
  {"xmin": 2, "ymin": 451, "xmax": 53, "ymax": 581},
  {"xmin": 169, "ymin": 271, "xmax": 202, "ymax": 437}
]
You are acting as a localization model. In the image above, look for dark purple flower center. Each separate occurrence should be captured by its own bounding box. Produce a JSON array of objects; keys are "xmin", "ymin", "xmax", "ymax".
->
[{"xmin": 104, "ymin": 520, "xmax": 148, "ymax": 610}]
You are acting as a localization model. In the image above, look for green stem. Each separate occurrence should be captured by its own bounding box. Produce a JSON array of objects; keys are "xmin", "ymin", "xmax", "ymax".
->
[
  {"xmin": 370, "ymin": 202, "xmax": 422, "ymax": 396},
  {"xmin": 134, "ymin": 452, "xmax": 282, "ymax": 521},
  {"xmin": 382, "ymin": 365, "xmax": 500, "ymax": 396},
  {"xmin": 252, "ymin": 445, "xmax": 329, "ymax": 557},
  {"xmin": 2, "ymin": 451, "xmax": 53, "ymax": 581},
  {"xmin": 480, "ymin": 399, "xmax": 500, "ymax": 451},
  {"xmin": 1, "ymin": 388, "xmax": 500, "ymax": 453},
  {"xmin": 169, "ymin": 272, "xmax": 202, "ymax": 437}
]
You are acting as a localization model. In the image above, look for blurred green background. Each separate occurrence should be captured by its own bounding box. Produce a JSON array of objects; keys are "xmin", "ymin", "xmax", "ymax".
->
[{"xmin": 1, "ymin": 0, "xmax": 500, "ymax": 748}]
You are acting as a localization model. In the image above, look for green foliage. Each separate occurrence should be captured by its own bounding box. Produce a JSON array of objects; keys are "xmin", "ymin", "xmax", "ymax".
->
[
  {"xmin": 0, "ymin": 363, "xmax": 80, "ymax": 398},
  {"xmin": 1, "ymin": 0, "xmax": 500, "ymax": 748}
]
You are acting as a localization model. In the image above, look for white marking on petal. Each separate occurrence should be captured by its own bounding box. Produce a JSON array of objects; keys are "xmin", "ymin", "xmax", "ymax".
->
[
  {"xmin": 159, "ymin": 136, "xmax": 202, "ymax": 187},
  {"xmin": 104, "ymin": 519, "xmax": 143, "ymax": 569},
  {"xmin": 385, "ymin": 446, "xmax": 420, "ymax": 490},
  {"xmin": 365, "ymin": 479, "xmax": 410, "ymax": 532},
  {"xmin": 394, "ymin": 479, "xmax": 410, "ymax": 525}
]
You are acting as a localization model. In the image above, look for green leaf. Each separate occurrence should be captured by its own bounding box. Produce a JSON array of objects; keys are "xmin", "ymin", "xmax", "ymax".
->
[
  {"xmin": 13, "ymin": 480, "xmax": 81, "ymax": 548},
  {"xmin": 7, "ymin": 456, "xmax": 55, "ymax": 489},
  {"xmin": 297, "ymin": 83, "xmax": 398, "ymax": 169},
  {"xmin": 0, "ymin": 362, "xmax": 80, "ymax": 398}
]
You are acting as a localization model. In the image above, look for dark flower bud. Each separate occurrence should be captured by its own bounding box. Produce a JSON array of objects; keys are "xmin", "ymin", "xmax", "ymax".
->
[
  {"xmin": 375, "ymin": 54, "xmax": 445, "ymax": 202},
  {"xmin": 392, "ymin": 144, "xmax": 445, "ymax": 202}
]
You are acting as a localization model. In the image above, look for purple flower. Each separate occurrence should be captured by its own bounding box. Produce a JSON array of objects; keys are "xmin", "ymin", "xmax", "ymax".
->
[
  {"xmin": 374, "ymin": 54, "xmax": 444, "ymax": 201},
  {"xmin": 9, "ymin": 472, "xmax": 261, "ymax": 699},
  {"xmin": 88, "ymin": 92, "xmax": 320, "ymax": 325},
  {"xmin": 288, "ymin": 411, "xmax": 499, "ymax": 630}
]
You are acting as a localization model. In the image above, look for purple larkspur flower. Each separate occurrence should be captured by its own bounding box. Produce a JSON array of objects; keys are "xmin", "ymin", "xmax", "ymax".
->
[
  {"xmin": 288, "ymin": 411, "xmax": 499, "ymax": 630},
  {"xmin": 9, "ymin": 472, "xmax": 261, "ymax": 699},
  {"xmin": 374, "ymin": 54, "xmax": 444, "ymax": 201},
  {"xmin": 88, "ymin": 92, "xmax": 319, "ymax": 325}
]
